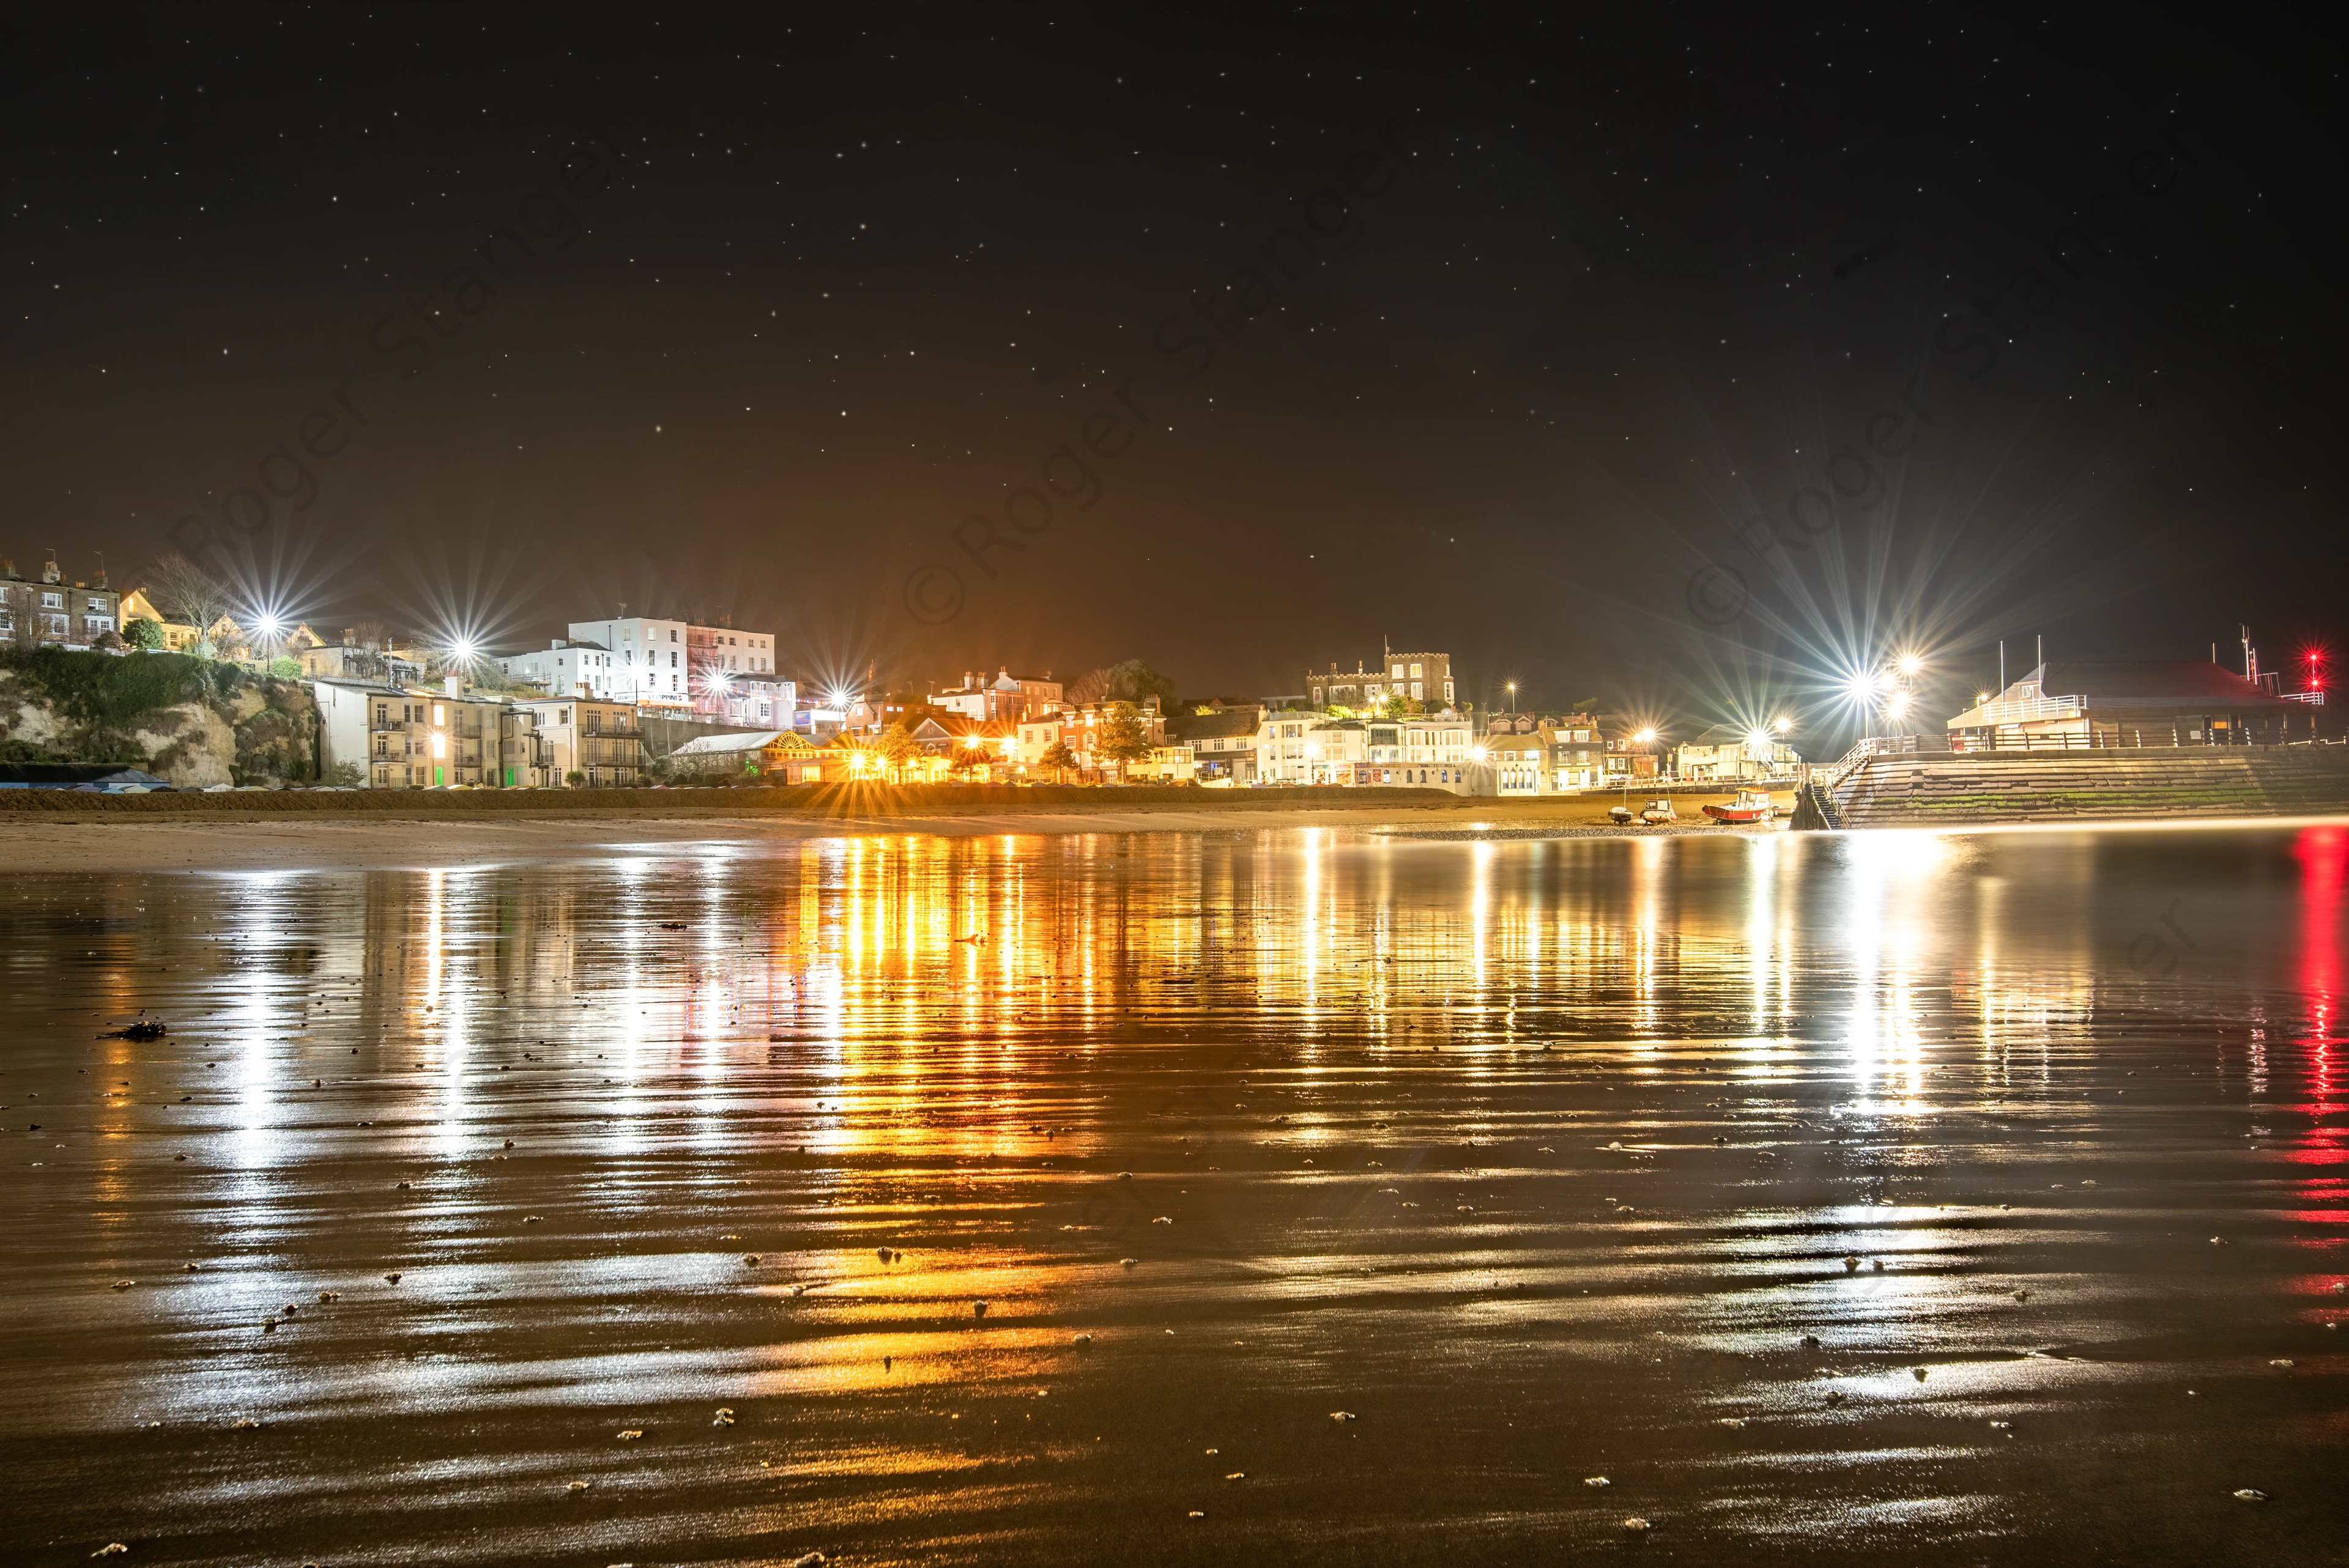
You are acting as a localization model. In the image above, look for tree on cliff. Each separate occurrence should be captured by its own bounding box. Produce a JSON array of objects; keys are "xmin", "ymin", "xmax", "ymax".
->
[
  {"xmin": 1070, "ymin": 659, "xmax": 1176, "ymax": 710},
  {"xmin": 144, "ymin": 556, "xmax": 237, "ymax": 658}
]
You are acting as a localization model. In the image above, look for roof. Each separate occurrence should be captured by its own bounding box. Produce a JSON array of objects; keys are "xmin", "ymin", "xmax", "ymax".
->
[
  {"xmin": 1683, "ymin": 723, "xmax": 1761, "ymax": 746},
  {"xmin": 2035, "ymin": 660, "xmax": 2287, "ymax": 708},
  {"xmin": 1165, "ymin": 710, "xmax": 1261, "ymax": 744},
  {"xmin": 668, "ymin": 730, "xmax": 790, "ymax": 756},
  {"xmin": 1949, "ymin": 660, "xmax": 2290, "ymax": 728}
]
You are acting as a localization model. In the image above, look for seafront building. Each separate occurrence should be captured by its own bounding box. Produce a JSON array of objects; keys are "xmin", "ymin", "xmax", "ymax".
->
[
  {"xmin": 1945, "ymin": 660, "xmax": 2326, "ymax": 749},
  {"xmin": 2, "ymin": 555, "xmax": 119, "ymax": 649}
]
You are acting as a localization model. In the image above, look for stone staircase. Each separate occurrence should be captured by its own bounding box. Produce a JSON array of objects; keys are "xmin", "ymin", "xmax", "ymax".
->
[{"xmin": 1818, "ymin": 747, "xmax": 2349, "ymax": 828}]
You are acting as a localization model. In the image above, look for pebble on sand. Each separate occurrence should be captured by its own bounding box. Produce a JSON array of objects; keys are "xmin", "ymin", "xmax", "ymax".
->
[
  {"xmin": 2233, "ymin": 1488, "xmax": 2268, "ymax": 1502},
  {"xmin": 385, "ymin": 1273, "xmax": 401, "ymax": 1284},
  {"xmin": 787, "ymin": 1555, "xmax": 826, "ymax": 1568},
  {"xmin": 319, "ymin": 1291, "xmax": 340, "ymax": 1303},
  {"xmin": 1120, "ymin": 1258, "xmax": 1138, "ymax": 1269},
  {"xmin": 713, "ymin": 1407, "xmax": 737, "ymax": 1427},
  {"xmin": 90, "ymin": 1545, "xmax": 130, "ymax": 1557},
  {"xmin": 1800, "ymin": 1334, "xmax": 1822, "ymax": 1349},
  {"xmin": 973, "ymin": 1300, "xmax": 989, "ymax": 1318},
  {"xmin": 617, "ymin": 1429, "xmax": 644, "ymax": 1440},
  {"xmin": 2269, "ymin": 1359, "xmax": 2295, "ymax": 1368},
  {"xmin": 743, "ymin": 1254, "xmax": 762, "ymax": 1266},
  {"xmin": 110, "ymin": 1280, "xmax": 136, "ymax": 1291},
  {"xmin": 1842, "ymin": 1256, "xmax": 1861, "ymax": 1273},
  {"xmin": 1624, "ymin": 1517, "xmax": 1653, "ymax": 1532},
  {"xmin": 1329, "ymin": 1410, "xmax": 1357, "ymax": 1422},
  {"xmin": 1913, "ymin": 1367, "xmax": 1929, "ymax": 1381},
  {"xmin": 1715, "ymin": 1417, "xmax": 1746, "ymax": 1428},
  {"xmin": 1584, "ymin": 1476, "xmax": 1611, "ymax": 1487},
  {"xmin": 877, "ymin": 1248, "xmax": 896, "ymax": 1263},
  {"xmin": 1074, "ymin": 1333, "xmax": 1093, "ymax": 1346},
  {"xmin": 568, "ymin": 1480, "xmax": 591, "ymax": 1492},
  {"xmin": 1225, "ymin": 1471, "xmax": 1246, "ymax": 1481}
]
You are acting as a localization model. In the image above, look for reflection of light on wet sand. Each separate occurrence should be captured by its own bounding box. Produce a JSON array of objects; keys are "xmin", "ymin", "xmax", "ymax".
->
[{"xmin": 10, "ymin": 823, "xmax": 2346, "ymax": 1564}]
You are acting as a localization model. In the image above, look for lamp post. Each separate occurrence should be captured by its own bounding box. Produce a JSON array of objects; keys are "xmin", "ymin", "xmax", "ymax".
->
[{"xmin": 1506, "ymin": 681, "xmax": 1516, "ymax": 714}]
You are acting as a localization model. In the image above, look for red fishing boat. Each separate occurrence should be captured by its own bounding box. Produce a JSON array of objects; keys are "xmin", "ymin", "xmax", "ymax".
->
[{"xmin": 1701, "ymin": 788, "xmax": 1775, "ymax": 824}]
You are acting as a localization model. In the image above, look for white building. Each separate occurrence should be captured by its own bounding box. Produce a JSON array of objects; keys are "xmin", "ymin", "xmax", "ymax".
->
[
  {"xmin": 1256, "ymin": 713, "xmax": 1480, "ymax": 790},
  {"xmin": 1674, "ymin": 724, "xmax": 1800, "ymax": 782},
  {"xmin": 496, "ymin": 617, "xmax": 695, "ymax": 705},
  {"xmin": 312, "ymin": 678, "xmax": 518, "ymax": 789},
  {"xmin": 568, "ymin": 616, "xmax": 692, "ymax": 707},
  {"xmin": 932, "ymin": 667, "xmax": 1063, "ymax": 722}
]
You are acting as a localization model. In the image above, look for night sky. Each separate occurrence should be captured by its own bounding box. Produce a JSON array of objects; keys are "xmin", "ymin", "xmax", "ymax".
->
[{"xmin": 7, "ymin": 4, "xmax": 2343, "ymax": 745}]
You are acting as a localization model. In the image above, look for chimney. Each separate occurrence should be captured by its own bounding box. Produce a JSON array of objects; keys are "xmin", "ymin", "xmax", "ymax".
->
[
  {"xmin": 42, "ymin": 551, "xmax": 62, "ymax": 585},
  {"xmin": 343, "ymin": 627, "xmax": 356, "ymax": 646},
  {"xmin": 444, "ymin": 675, "xmax": 462, "ymax": 700},
  {"xmin": 1, "ymin": 558, "xmax": 15, "ymax": 581},
  {"xmin": 92, "ymin": 553, "xmax": 107, "ymax": 589}
]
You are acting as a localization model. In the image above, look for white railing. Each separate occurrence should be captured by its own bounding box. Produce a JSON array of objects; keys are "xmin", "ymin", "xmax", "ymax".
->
[{"xmin": 1821, "ymin": 733, "xmax": 1949, "ymax": 793}]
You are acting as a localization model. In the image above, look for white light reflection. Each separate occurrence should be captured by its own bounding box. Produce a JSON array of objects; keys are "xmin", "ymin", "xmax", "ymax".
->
[{"xmin": 1838, "ymin": 832, "xmax": 1953, "ymax": 1112}]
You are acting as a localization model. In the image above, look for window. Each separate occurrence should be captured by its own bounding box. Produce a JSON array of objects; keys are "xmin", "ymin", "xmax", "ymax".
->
[{"xmin": 41, "ymin": 592, "xmax": 63, "ymax": 608}]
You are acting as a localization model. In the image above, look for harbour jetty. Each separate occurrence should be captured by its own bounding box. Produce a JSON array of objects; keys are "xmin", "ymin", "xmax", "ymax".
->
[{"xmin": 1795, "ymin": 745, "xmax": 2349, "ymax": 829}]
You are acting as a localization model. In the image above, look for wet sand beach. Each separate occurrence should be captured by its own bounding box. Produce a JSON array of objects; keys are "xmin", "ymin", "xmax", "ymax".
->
[
  {"xmin": 0, "ymin": 793, "xmax": 1782, "ymax": 873},
  {"xmin": 2, "ymin": 823, "xmax": 2343, "ymax": 1565}
]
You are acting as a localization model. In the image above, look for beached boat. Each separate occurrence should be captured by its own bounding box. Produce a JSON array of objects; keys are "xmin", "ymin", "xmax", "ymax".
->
[
  {"xmin": 1702, "ymin": 788, "xmax": 1775, "ymax": 824},
  {"xmin": 1638, "ymin": 799, "xmax": 1677, "ymax": 824}
]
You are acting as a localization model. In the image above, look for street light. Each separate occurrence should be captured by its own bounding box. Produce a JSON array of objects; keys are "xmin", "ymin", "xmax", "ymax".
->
[{"xmin": 1505, "ymin": 681, "xmax": 1516, "ymax": 713}]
